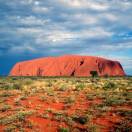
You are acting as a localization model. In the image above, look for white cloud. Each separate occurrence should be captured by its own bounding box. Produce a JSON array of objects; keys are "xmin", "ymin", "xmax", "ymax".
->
[
  {"xmin": 33, "ymin": 6, "xmax": 50, "ymax": 13},
  {"xmin": 100, "ymin": 13, "xmax": 117, "ymax": 22},
  {"xmin": 100, "ymin": 42, "xmax": 132, "ymax": 51},
  {"xmin": 10, "ymin": 44, "xmax": 37, "ymax": 53},
  {"xmin": 58, "ymin": 0, "xmax": 109, "ymax": 10},
  {"xmin": 15, "ymin": 26, "xmax": 112, "ymax": 46},
  {"xmin": 111, "ymin": 0, "xmax": 132, "ymax": 10},
  {"xmin": 17, "ymin": 28, "xmax": 43, "ymax": 34},
  {"xmin": 15, "ymin": 16, "xmax": 50, "ymax": 25},
  {"xmin": 35, "ymin": 27, "xmax": 112, "ymax": 45},
  {"xmin": 36, "ymin": 30, "xmax": 76, "ymax": 44},
  {"xmin": 19, "ymin": 0, "xmax": 39, "ymax": 5},
  {"xmin": 34, "ymin": 1, "xmax": 40, "ymax": 6},
  {"xmin": 19, "ymin": 0, "xmax": 34, "ymax": 5},
  {"xmin": 79, "ymin": 27, "xmax": 112, "ymax": 38},
  {"xmin": 62, "ymin": 13, "xmax": 98, "ymax": 25}
]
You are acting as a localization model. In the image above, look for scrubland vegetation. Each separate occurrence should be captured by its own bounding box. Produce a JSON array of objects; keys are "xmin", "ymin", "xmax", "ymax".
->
[{"xmin": 0, "ymin": 77, "xmax": 131, "ymax": 132}]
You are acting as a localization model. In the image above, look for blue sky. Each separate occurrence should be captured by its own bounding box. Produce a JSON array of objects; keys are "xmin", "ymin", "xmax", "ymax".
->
[{"xmin": 0, "ymin": 0, "xmax": 132, "ymax": 75}]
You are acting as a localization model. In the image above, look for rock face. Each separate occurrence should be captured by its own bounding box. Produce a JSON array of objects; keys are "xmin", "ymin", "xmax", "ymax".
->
[{"xmin": 10, "ymin": 55, "xmax": 125, "ymax": 77}]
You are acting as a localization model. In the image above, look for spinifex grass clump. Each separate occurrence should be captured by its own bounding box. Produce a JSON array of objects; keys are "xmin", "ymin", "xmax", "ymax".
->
[
  {"xmin": 112, "ymin": 120, "xmax": 132, "ymax": 132},
  {"xmin": 103, "ymin": 94, "xmax": 126, "ymax": 106},
  {"xmin": 65, "ymin": 95, "xmax": 75, "ymax": 104},
  {"xmin": 75, "ymin": 83, "xmax": 85, "ymax": 91},
  {"xmin": 0, "ymin": 91, "xmax": 13, "ymax": 97},
  {"xmin": 103, "ymin": 81, "xmax": 116, "ymax": 90},
  {"xmin": 59, "ymin": 85, "xmax": 68, "ymax": 91},
  {"xmin": 0, "ymin": 104, "xmax": 11, "ymax": 112},
  {"xmin": 0, "ymin": 110, "xmax": 34, "ymax": 125},
  {"xmin": 59, "ymin": 127, "xmax": 69, "ymax": 132}
]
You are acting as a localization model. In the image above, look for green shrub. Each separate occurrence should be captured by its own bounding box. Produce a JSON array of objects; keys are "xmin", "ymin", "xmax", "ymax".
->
[
  {"xmin": 104, "ymin": 96, "xmax": 125, "ymax": 106},
  {"xmin": 59, "ymin": 127, "xmax": 69, "ymax": 132},
  {"xmin": 103, "ymin": 82, "xmax": 116, "ymax": 89},
  {"xmin": 13, "ymin": 83, "xmax": 21, "ymax": 89},
  {"xmin": 75, "ymin": 83, "xmax": 85, "ymax": 91},
  {"xmin": 116, "ymin": 110, "xmax": 132, "ymax": 117},
  {"xmin": 113, "ymin": 120, "xmax": 131, "ymax": 132},
  {"xmin": 59, "ymin": 85, "xmax": 67, "ymax": 91},
  {"xmin": 1, "ymin": 84, "xmax": 13, "ymax": 90},
  {"xmin": 40, "ymin": 113, "xmax": 50, "ymax": 119},
  {"xmin": 4, "ymin": 125, "xmax": 16, "ymax": 132},
  {"xmin": 0, "ymin": 111, "xmax": 33, "ymax": 125},
  {"xmin": 73, "ymin": 116, "xmax": 88, "ymax": 124},
  {"xmin": 90, "ymin": 71, "xmax": 98, "ymax": 77},
  {"xmin": 0, "ymin": 92, "xmax": 12, "ymax": 97},
  {"xmin": 65, "ymin": 96, "xmax": 75, "ymax": 104},
  {"xmin": 86, "ymin": 94, "xmax": 96, "ymax": 100},
  {"xmin": 0, "ymin": 105, "xmax": 11, "ymax": 112},
  {"xmin": 87, "ymin": 124, "xmax": 100, "ymax": 132},
  {"xmin": 40, "ymin": 96, "xmax": 47, "ymax": 102}
]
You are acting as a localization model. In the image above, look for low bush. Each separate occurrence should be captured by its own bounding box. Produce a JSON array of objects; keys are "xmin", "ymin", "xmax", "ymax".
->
[
  {"xmin": 72, "ymin": 116, "xmax": 88, "ymax": 124},
  {"xmin": 75, "ymin": 83, "xmax": 85, "ymax": 91},
  {"xmin": 59, "ymin": 127, "xmax": 69, "ymax": 132},
  {"xmin": 112, "ymin": 120, "xmax": 131, "ymax": 132},
  {"xmin": 0, "ymin": 105, "xmax": 11, "ymax": 112},
  {"xmin": 103, "ymin": 82, "xmax": 116, "ymax": 89}
]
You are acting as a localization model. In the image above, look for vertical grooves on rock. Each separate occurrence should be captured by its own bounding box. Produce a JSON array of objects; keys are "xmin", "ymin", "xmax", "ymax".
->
[
  {"xmin": 36, "ymin": 67, "xmax": 43, "ymax": 76},
  {"xmin": 80, "ymin": 60, "xmax": 84, "ymax": 66},
  {"xmin": 71, "ymin": 70, "xmax": 75, "ymax": 76},
  {"xmin": 98, "ymin": 63, "xmax": 105, "ymax": 74}
]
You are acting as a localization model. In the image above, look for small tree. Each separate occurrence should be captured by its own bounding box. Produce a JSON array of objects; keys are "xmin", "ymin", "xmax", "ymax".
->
[
  {"xmin": 90, "ymin": 71, "xmax": 98, "ymax": 77},
  {"xmin": 104, "ymin": 74, "xmax": 109, "ymax": 78}
]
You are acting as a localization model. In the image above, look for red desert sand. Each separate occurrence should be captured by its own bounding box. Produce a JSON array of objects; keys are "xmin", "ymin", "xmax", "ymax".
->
[{"xmin": 10, "ymin": 55, "xmax": 125, "ymax": 76}]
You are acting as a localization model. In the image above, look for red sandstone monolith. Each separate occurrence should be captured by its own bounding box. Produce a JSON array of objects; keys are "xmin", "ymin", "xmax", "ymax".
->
[{"xmin": 9, "ymin": 55, "xmax": 125, "ymax": 76}]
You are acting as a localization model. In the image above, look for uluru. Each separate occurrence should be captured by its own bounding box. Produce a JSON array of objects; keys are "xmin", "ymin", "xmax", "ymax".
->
[{"xmin": 9, "ymin": 55, "xmax": 125, "ymax": 77}]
